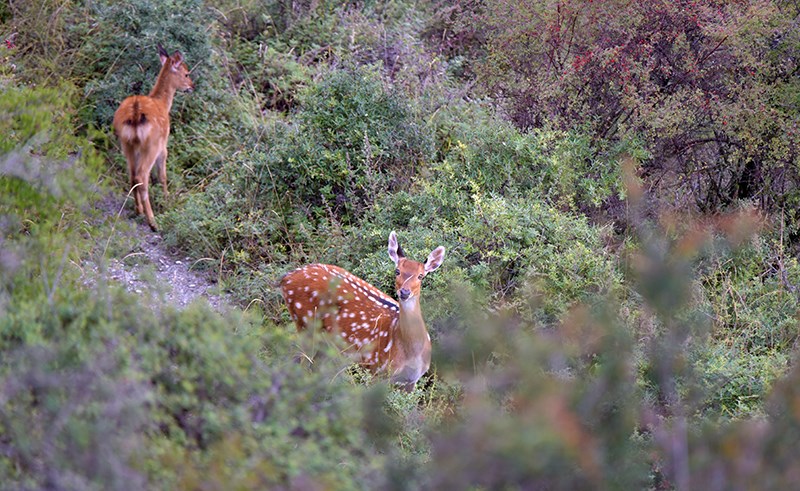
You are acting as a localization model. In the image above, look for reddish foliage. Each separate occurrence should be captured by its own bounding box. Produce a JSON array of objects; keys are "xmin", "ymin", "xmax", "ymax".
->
[{"xmin": 452, "ymin": 0, "xmax": 800, "ymax": 215}]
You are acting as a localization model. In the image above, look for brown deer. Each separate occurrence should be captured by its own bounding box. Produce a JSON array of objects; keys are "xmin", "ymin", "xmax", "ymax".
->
[
  {"xmin": 112, "ymin": 44, "xmax": 194, "ymax": 231},
  {"xmin": 281, "ymin": 232, "xmax": 446, "ymax": 391}
]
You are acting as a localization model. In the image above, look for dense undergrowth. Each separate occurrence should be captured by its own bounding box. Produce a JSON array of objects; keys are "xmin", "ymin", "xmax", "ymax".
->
[{"xmin": 3, "ymin": 0, "xmax": 800, "ymax": 489}]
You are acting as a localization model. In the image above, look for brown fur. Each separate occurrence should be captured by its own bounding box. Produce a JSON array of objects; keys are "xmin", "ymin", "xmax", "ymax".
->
[{"xmin": 112, "ymin": 44, "xmax": 194, "ymax": 231}]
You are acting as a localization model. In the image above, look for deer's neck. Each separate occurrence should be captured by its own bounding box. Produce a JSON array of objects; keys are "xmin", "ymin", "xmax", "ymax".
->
[
  {"xmin": 396, "ymin": 298, "xmax": 430, "ymax": 356},
  {"xmin": 149, "ymin": 67, "xmax": 176, "ymax": 112}
]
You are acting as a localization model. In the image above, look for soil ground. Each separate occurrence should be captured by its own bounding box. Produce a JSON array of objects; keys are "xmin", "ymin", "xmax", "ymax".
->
[{"xmin": 92, "ymin": 191, "xmax": 228, "ymax": 312}]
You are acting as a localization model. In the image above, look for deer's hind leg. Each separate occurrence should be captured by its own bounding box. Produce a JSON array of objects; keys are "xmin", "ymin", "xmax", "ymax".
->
[
  {"xmin": 122, "ymin": 144, "xmax": 144, "ymax": 216},
  {"xmin": 135, "ymin": 144, "xmax": 162, "ymax": 232},
  {"xmin": 155, "ymin": 146, "xmax": 168, "ymax": 197}
]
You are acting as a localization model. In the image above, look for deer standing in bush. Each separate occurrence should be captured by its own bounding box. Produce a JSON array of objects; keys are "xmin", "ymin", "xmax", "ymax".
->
[
  {"xmin": 281, "ymin": 232, "xmax": 446, "ymax": 391},
  {"xmin": 113, "ymin": 44, "xmax": 194, "ymax": 232}
]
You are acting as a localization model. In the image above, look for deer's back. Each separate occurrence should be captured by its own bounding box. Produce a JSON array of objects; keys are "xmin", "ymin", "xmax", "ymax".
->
[{"xmin": 281, "ymin": 264, "xmax": 400, "ymax": 367}]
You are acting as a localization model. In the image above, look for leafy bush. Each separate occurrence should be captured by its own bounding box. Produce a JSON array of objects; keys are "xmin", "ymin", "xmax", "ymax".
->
[
  {"xmin": 0, "ymin": 281, "xmax": 389, "ymax": 489},
  {"xmin": 685, "ymin": 217, "xmax": 800, "ymax": 417},
  {"xmin": 0, "ymin": 343, "xmax": 151, "ymax": 491},
  {"xmin": 76, "ymin": 0, "xmax": 214, "ymax": 126},
  {"xmin": 432, "ymin": 102, "xmax": 650, "ymax": 214},
  {"xmin": 418, "ymin": 206, "xmax": 800, "ymax": 490},
  {"xmin": 226, "ymin": 39, "xmax": 312, "ymax": 112},
  {"xmin": 467, "ymin": 0, "xmax": 800, "ymax": 218},
  {"xmin": 428, "ymin": 302, "xmax": 648, "ymax": 490},
  {"xmin": 287, "ymin": 66, "xmax": 433, "ymax": 217},
  {"xmin": 3, "ymin": 0, "xmax": 266, "ymax": 207},
  {"xmin": 0, "ymin": 84, "xmax": 103, "ymax": 314}
]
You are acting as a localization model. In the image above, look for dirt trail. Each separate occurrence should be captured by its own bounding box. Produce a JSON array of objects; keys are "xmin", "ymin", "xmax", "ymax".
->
[{"xmin": 96, "ymin": 192, "xmax": 228, "ymax": 312}]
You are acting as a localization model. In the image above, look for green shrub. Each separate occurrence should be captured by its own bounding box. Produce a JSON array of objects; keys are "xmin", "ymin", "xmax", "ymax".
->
[
  {"xmin": 71, "ymin": 0, "xmax": 260, "ymax": 199},
  {"xmin": 226, "ymin": 39, "xmax": 312, "ymax": 112},
  {"xmin": 0, "ymin": 84, "xmax": 103, "ymax": 314},
  {"xmin": 343, "ymin": 188, "xmax": 620, "ymax": 329},
  {"xmin": 0, "ymin": 342, "xmax": 151, "ymax": 490},
  {"xmin": 432, "ymin": 102, "xmax": 649, "ymax": 212},
  {"xmin": 0, "ymin": 84, "xmax": 101, "ymax": 218},
  {"xmin": 701, "ymin": 229, "xmax": 800, "ymax": 354},
  {"xmin": 0, "ymin": 280, "xmax": 389, "ymax": 489},
  {"xmin": 427, "ymin": 290, "xmax": 648, "ymax": 490},
  {"xmin": 285, "ymin": 66, "xmax": 433, "ymax": 218},
  {"xmin": 694, "ymin": 344, "xmax": 788, "ymax": 418},
  {"xmin": 77, "ymin": 0, "xmax": 214, "ymax": 127},
  {"xmin": 0, "ymin": 77, "xmax": 386, "ymax": 490}
]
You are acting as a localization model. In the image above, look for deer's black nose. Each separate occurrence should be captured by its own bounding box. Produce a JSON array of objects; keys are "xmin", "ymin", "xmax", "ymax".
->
[{"xmin": 399, "ymin": 288, "xmax": 411, "ymax": 301}]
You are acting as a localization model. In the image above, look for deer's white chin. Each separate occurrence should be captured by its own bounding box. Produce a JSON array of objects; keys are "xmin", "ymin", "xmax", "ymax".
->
[{"xmin": 399, "ymin": 296, "xmax": 417, "ymax": 311}]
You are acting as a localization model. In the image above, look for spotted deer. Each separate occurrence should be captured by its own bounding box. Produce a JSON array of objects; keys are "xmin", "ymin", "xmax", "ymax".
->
[
  {"xmin": 281, "ymin": 232, "xmax": 446, "ymax": 391},
  {"xmin": 112, "ymin": 44, "xmax": 194, "ymax": 232}
]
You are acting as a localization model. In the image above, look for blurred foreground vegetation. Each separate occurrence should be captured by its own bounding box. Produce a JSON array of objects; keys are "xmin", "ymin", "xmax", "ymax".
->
[{"xmin": 3, "ymin": 0, "xmax": 800, "ymax": 489}]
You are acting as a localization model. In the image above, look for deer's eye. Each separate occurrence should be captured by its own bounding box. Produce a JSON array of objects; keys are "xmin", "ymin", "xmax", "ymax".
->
[{"xmin": 395, "ymin": 269, "xmax": 400, "ymax": 276}]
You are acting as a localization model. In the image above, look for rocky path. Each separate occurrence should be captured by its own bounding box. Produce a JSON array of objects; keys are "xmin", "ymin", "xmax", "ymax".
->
[{"xmin": 95, "ymin": 192, "xmax": 228, "ymax": 312}]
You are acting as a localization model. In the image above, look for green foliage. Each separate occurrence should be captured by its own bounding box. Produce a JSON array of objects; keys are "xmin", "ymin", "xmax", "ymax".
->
[
  {"xmin": 687, "ymin": 220, "xmax": 800, "ymax": 417},
  {"xmin": 3, "ymin": 0, "xmax": 265, "ymax": 205},
  {"xmin": 0, "ymin": 79, "xmax": 381, "ymax": 490},
  {"xmin": 227, "ymin": 39, "xmax": 312, "ymax": 111},
  {"xmin": 0, "ymin": 84, "xmax": 100, "ymax": 216},
  {"xmin": 0, "ymin": 283, "xmax": 386, "ymax": 489},
  {"xmin": 163, "ymin": 93, "xmax": 622, "ymax": 326},
  {"xmin": 694, "ymin": 344, "xmax": 787, "ymax": 418},
  {"xmin": 428, "ymin": 289, "xmax": 648, "ymax": 489},
  {"xmin": 0, "ymin": 84, "xmax": 103, "ymax": 313},
  {"xmin": 287, "ymin": 67, "xmax": 433, "ymax": 217},
  {"xmin": 63, "ymin": 0, "xmax": 261, "ymax": 198},
  {"xmin": 160, "ymin": 66, "xmax": 436, "ymax": 297},
  {"xmin": 702, "ymin": 231, "xmax": 800, "ymax": 354},
  {"xmin": 419, "ymin": 207, "xmax": 799, "ymax": 489},
  {"xmin": 0, "ymin": 342, "xmax": 151, "ymax": 490},
  {"xmin": 430, "ymin": 102, "xmax": 651, "ymax": 218}
]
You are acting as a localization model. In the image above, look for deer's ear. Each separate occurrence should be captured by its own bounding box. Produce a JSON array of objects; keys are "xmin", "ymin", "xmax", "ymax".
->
[
  {"xmin": 388, "ymin": 231, "xmax": 401, "ymax": 265},
  {"xmin": 388, "ymin": 231, "xmax": 407, "ymax": 265},
  {"xmin": 158, "ymin": 43, "xmax": 169, "ymax": 65},
  {"xmin": 170, "ymin": 51, "xmax": 184, "ymax": 71},
  {"xmin": 424, "ymin": 246, "xmax": 446, "ymax": 273}
]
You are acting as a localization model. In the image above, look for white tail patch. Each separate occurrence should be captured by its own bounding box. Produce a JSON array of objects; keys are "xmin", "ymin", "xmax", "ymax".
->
[{"xmin": 118, "ymin": 122, "xmax": 151, "ymax": 146}]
